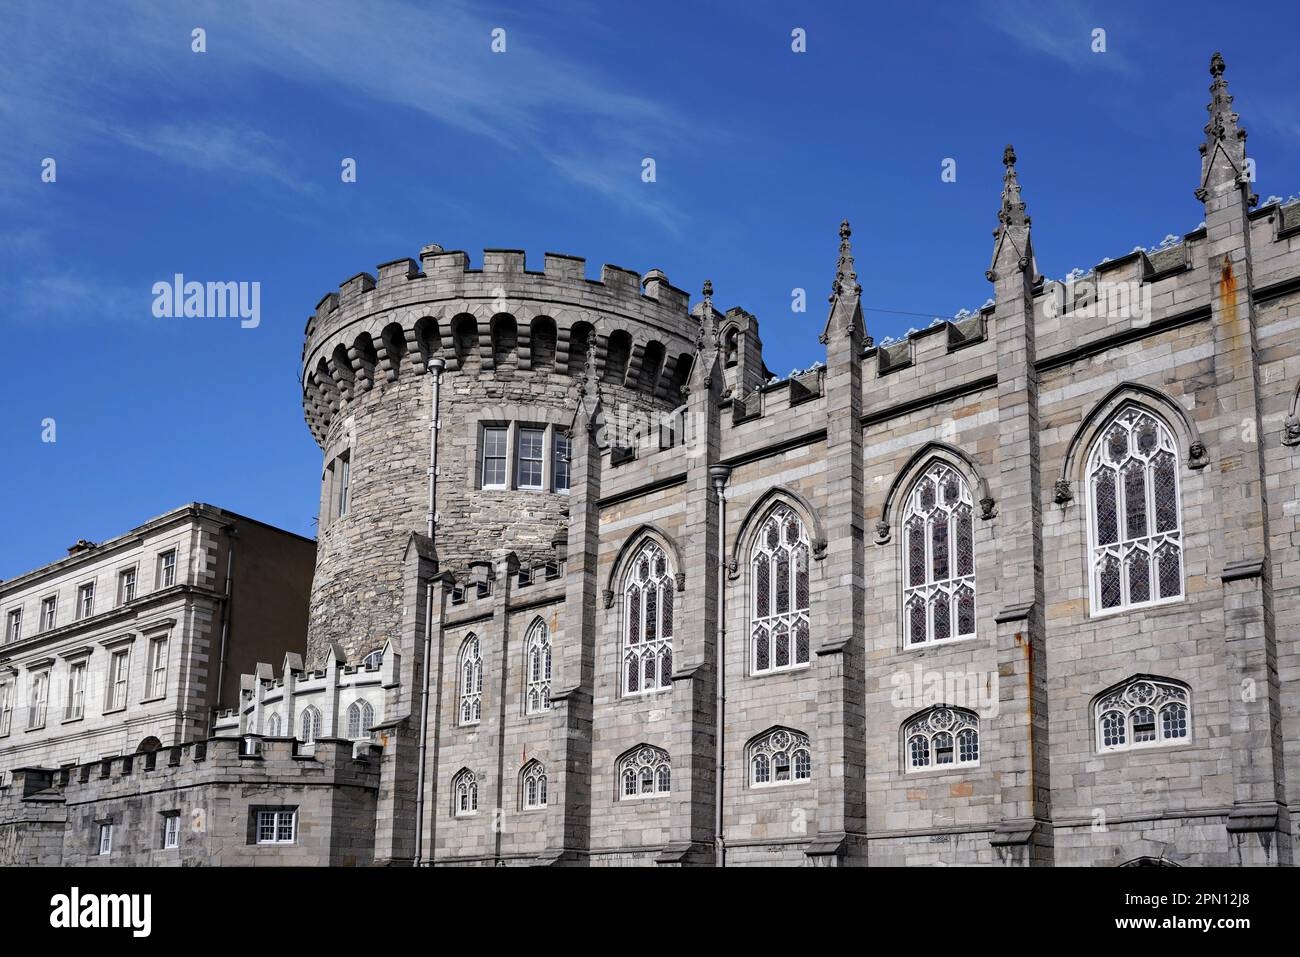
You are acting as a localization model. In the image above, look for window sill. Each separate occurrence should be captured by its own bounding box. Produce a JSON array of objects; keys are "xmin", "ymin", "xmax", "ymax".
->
[
  {"xmin": 103, "ymin": 705, "xmax": 127, "ymax": 716},
  {"xmin": 749, "ymin": 664, "xmax": 813, "ymax": 679},
  {"xmin": 61, "ymin": 715, "xmax": 85, "ymax": 725},
  {"xmin": 139, "ymin": 694, "xmax": 166, "ymax": 705},
  {"xmin": 898, "ymin": 635, "xmax": 979, "ymax": 655},
  {"xmin": 904, "ymin": 762, "xmax": 981, "ymax": 776},
  {"xmin": 1087, "ymin": 595, "xmax": 1186, "ymax": 621}
]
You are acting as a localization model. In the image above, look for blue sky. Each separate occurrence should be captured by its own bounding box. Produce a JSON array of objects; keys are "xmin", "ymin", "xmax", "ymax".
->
[{"xmin": 2, "ymin": 0, "xmax": 1298, "ymax": 579}]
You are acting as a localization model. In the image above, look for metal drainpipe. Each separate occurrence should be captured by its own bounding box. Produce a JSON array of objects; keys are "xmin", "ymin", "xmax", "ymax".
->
[
  {"xmin": 212, "ymin": 525, "xmax": 237, "ymax": 734},
  {"xmin": 414, "ymin": 356, "xmax": 444, "ymax": 867},
  {"xmin": 710, "ymin": 465, "xmax": 731, "ymax": 867}
]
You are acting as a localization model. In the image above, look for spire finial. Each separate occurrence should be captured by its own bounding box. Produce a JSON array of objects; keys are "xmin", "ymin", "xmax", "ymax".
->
[
  {"xmin": 702, "ymin": 279, "xmax": 713, "ymax": 303},
  {"xmin": 1197, "ymin": 51, "xmax": 1253, "ymax": 204},
  {"xmin": 998, "ymin": 143, "xmax": 1028, "ymax": 229},
  {"xmin": 580, "ymin": 337, "xmax": 600, "ymax": 396},
  {"xmin": 830, "ymin": 219, "xmax": 860, "ymax": 302}
]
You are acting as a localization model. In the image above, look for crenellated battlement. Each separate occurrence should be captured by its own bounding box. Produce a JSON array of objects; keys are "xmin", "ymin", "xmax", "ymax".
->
[{"xmin": 300, "ymin": 246, "xmax": 701, "ymax": 447}]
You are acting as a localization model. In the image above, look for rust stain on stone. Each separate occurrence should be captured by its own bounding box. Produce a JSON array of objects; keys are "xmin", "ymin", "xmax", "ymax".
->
[
  {"xmin": 950, "ymin": 781, "xmax": 974, "ymax": 798},
  {"xmin": 1219, "ymin": 256, "xmax": 1238, "ymax": 328},
  {"xmin": 906, "ymin": 789, "xmax": 927, "ymax": 802}
]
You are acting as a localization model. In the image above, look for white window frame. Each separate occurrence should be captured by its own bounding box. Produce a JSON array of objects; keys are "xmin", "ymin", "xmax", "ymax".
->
[
  {"xmin": 1094, "ymin": 677, "xmax": 1191, "ymax": 753},
  {"xmin": 524, "ymin": 619, "xmax": 552, "ymax": 715},
  {"xmin": 1086, "ymin": 406, "xmax": 1184, "ymax": 617},
  {"xmin": 162, "ymin": 812, "xmax": 180, "ymax": 849},
  {"xmin": 750, "ymin": 505, "xmax": 813, "ymax": 674},
  {"xmin": 5, "ymin": 608, "xmax": 21, "ymax": 644},
  {"xmin": 617, "ymin": 745, "xmax": 671, "ymax": 800},
  {"xmin": 118, "ymin": 566, "xmax": 137, "ymax": 605},
  {"xmin": 65, "ymin": 661, "xmax": 87, "ymax": 721},
  {"xmin": 622, "ymin": 541, "xmax": 674, "ymax": 697},
  {"xmin": 458, "ymin": 635, "xmax": 483, "ymax": 726},
  {"xmin": 516, "ymin": 425, "xmax": 546, "ymax": 491},
  {"xmin": 748, "ymin": 728, "xmax": 813, "ymax": 788},
  {"xmin": 146, "ymin": 636, "xmax": 169, "ymax": 699},
  {"xmin": 255, "ymin": 809, "xmax": 296, "ymax": 845},
  {"xmin": 77, "ymin": 581, "xmax": 96, "ymax": 620},
  {"xmin": 28, "ymin": 670, "xmax": 50, "ymax": 729},
  {"xmin": 0, "ymin": 682, "xmax": 13, "ymax": 736},
  {"xmin": 903, "ymin": 706, "xmax": 980, "ymax": 773},
  {"xmin": 346, "ymin": 699, "xmax": 375, "ymax": 740},
  {"xmin": 521, "ymin": 760, "xmax": 547, "ymax": 810},
  {"xmin": 552, "ymin": 429, "xmax": 571, "ymax": 493},
  {"xmin": 480, "ymin": 425, "xmax": 508, "ymax": 490},
  {"xmin": 901, "ymin": 463, "xmax": 977, "ymax": 647},
  {"xmin": 298, "ymin": 706, "xmax": 321, "ymax": 752},
  {"xmin": 106, "ymin": 649, "xmax": 130, "ymax": 711},
  {"xmin": 452, "ymin": 769, "xmax": 480, "ymax": 816},
  {"xmin": 98, "ymin": 822, "xmax": 113, "ymax": 855},
  {"xmin": 336, "ymin": 451, "xmax": 351, "ymax": 518},
  {"xmin": 158, "ymin": 550, "xmax": 177, "ymax": 589},
  {"xmin": 39, "ymin": 595, "xmax": 57, "ymax": 632}
]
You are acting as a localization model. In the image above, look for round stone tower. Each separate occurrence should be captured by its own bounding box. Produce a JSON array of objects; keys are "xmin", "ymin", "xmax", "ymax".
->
[{"xmin": 300, "ymin": 245, "xmax": 699, "ymax": 665}]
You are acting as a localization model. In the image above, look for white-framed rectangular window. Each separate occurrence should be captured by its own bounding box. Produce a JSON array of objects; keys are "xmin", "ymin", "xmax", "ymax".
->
[
  {"xmin": 98, "ymin": 823, "xmax": 113, "ymax": 855},
  {"xmin": 40, "ymin": 595, "xmax": 57, "ymax": 632},
  {"xmin": 77, "ymin": 582, "xmax": 96, "ymax": 620},
  {"xmin": 28, "ymin": 671, "xmax": 49, "ymax": 729},
  {"xmin": 107, "ymin": 650, "xmax": 129, "ymax": 711},
  {"xmin": 0, "ymin": 683, "xmax": 13, "ymax": 736},
  {"xmin": 118, "ymin": 567, "xmax": 137, "ymax": 605},
  {"xmin": 255, "ymin": 809, "xmax": 296, "ymax": 845},
  {"xmin": 146, "ymin": 636, "xmax": 168, "ymax": 699},
  {"xmin": 336, "ymin": 452, "xmax": 351, "ymax": 518},
  {"xmin": 158, "ymin": 550, "xmax": 177, "ymax": 589},
  {"xmin": 5, "ymin": 608, "xmax": 20, "ymax": 643},
  {"xmin": 517, "ymin": 427, "xmax": 545, "ymax": 490},
  {"xmin": 162, "ymin": 812, "xmax": 180, "ymax": 849},
  {"xmin": 481, "ymin": 426, "xmax": 508, "ymax": 489},
  {"xmin": 553, "ymin": 430, "xmax": 571, "ymax": 493},
  {"xmin": 65, "ymin": 661, "xmax": 86, "ymax": 720}
]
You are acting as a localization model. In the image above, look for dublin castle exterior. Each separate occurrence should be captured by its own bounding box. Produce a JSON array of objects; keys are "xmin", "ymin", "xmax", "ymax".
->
[{"xmin": 3, "ymin": 54, "xmax": 1300, "ymax": 866}]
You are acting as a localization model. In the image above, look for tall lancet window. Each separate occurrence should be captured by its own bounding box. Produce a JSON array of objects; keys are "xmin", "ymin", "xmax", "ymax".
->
[
  {"xmin": 622, "ymin": 541, "xmax": 674, "ymax": 697},
  {"xmin": 1086, "ymin": 407, "xmax": 1183, "ymax": 614},
  {"xmin": 458, "ymin": 634, "xmax": 483, "ymax": 726},
  {"xmin": 903, "ymin": 463, "xmax": 976, "ymax": 646},
  {"xmin": 751, "ymin": 505, "xmax": 812, "ymax": 674},
  {"xmin": 524, "ymin": 618, "xmax": 552, "ymax": 715}
]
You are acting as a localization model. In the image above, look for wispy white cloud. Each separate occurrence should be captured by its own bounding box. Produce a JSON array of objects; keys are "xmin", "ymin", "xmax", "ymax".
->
[
  {"xmin": 0, "ymin": 0, "xmax": 688, "ymax": 228},
  {"xmin": 975, "ymin": 0, "xmax": 1141, "ymax": 76}
]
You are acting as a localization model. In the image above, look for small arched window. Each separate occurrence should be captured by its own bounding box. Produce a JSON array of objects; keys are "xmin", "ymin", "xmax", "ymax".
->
[
  {"xmin": 459, "ymin": 634, "xmax": 483, "ymax": 726},
  {"xmin": 903, "ymin": 707, "xmax": 979, "ymax": 772},
  {"xmin": 902, "ymin": 463, "xmax": 976, "ymax": 646},
  {"xmin": 266, "ymin": 712, "xmax": 282, "ymax": 737},
  {"xmin": 748, "ymin": 728, "xmax": 812, "ymax": 788},
  {"xmin": 524, "ymin": 619, "xmax": 552, "ymax": 715},
  {"xmin": 1086, "ymin": 406, "xmax": 1183, "ymax": 614},
  {"xmin": 452, "ymin": 768, "xmax": 479, "ymax": 817},
  {"xmin": 622, "ymin": 541, "xmax": 674, "ymax": 697},
  {"xmin": 361, "ymin": 649, "xmax": 384, "ymax": 670},
  {"xmin": 617, "ymin": 745, "xmax": 670, "ymax": 800},
  {"xmin": 750, "ymin": 505, "xmax": 812, "ymax": 674},
  {"xmin": 1094, "ymin": 676, "xmax": 1190, "ymax": 753},
  {"xmin": 299, "ymin": 706, "xmax": 321, "ymax": 752},
  {"xmin": 346, "ymin": 700, "xmax": 374, "ymax": 740},
  {"xmin": 521, "ymin": 759, "xmax": 548, "ymax": 810}
]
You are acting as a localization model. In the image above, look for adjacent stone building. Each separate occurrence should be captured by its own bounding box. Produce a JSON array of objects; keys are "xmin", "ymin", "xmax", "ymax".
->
[
  {"xmin": 0, "ymin": 504, "xmax": 315, "ymax": 782},
  {"xmin": 3, "ymin": 53, "xmax": 1298, "ymax": 867}
]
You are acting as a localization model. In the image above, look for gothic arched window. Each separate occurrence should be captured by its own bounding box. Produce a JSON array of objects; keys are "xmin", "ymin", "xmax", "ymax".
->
[
  {"xmin": 346, "ymin": 699, "xmax": 374, "ymax": 740},
  {"xmin": 452, "ymin": 768, "xmax": 479, "ymax": 816},
  {"xmin": 622, "ymin": 541, "xmax": 674, "ymax": 697},
  {"xmin": 617, "ymin": 745, "xmax": 671, "ymax": 800},
  {"xmin": 298, "ymin": 705, "xmax": 321, "ymax": 752},
  {"xmin": 750, "ymin": 504, "xmax": 812, "ymax": 674},
  {"xmin": 1094, "ymin": 676, "xmax": 1190, "ymax": 753},
  {"xmin": 748, "ymin": 728, "xmax": 812, "ymax": 788},
  {"xmin": 524, "ymin": 619, "xmax": 552, "ymax": 715},
  {"xmin": 903, "ymin": 706, "xmax": 979, "ymax": 772},
  {"xmin": 521, "ymin": 759, "xmax": 548, "ymax": 810},
  {"xmin": 458, "ymin": 634, "xmax": 483, "ymax": 726},
  {"xmin": 1086, "ymin": 407, "xmax": 1183, "ymax": 614},
  {"xmin": 266, "ymin": 712, "xmax": 281, "ymax": 736},
  {"xmin": 902, "ymin": 463, "xmax": 976, "ymax": 646}
]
